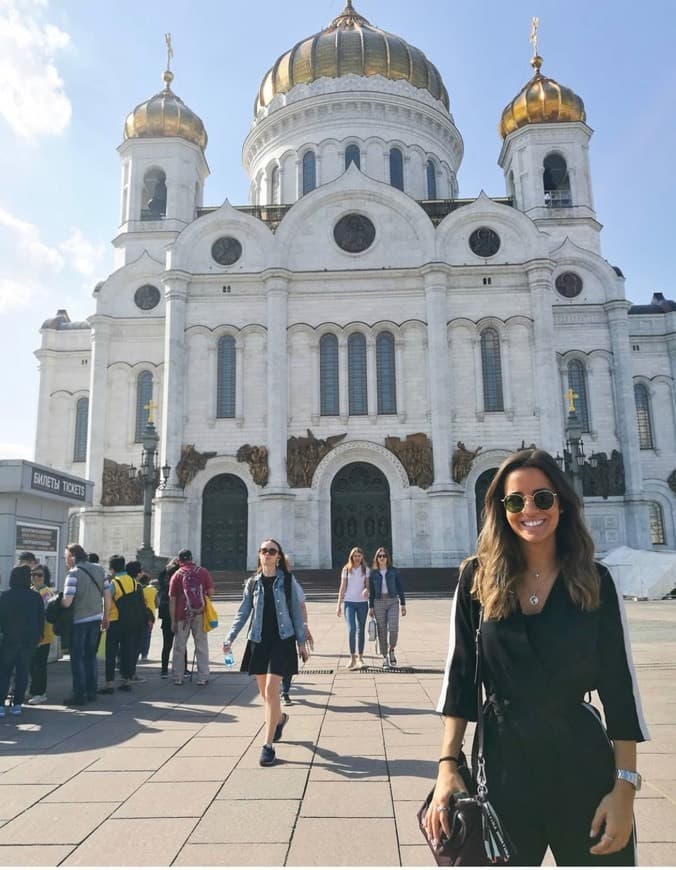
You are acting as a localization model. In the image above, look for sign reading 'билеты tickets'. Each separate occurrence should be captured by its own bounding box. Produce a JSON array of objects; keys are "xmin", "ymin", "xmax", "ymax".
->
[{"xmin": 30, "ymin": 467, "xmax": 87, "ymax": 502}]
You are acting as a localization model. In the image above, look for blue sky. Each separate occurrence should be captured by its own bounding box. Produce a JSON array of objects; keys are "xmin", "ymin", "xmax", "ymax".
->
[{"xmin": 0, "ymin": 0, "xmax": 673, "ymax": 461}]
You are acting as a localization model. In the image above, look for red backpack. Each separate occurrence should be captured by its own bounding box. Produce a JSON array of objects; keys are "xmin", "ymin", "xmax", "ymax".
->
[{"xmin": 181, "ymin": 567, "xmax": 205, "ymax": 614}]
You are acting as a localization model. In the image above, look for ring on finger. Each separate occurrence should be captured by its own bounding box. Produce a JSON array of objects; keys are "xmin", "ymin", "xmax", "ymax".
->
[
  {"xmin": 602, "ymin": 834, "xmax": 615, "ymax": 841},
  {"xmin": 436, "ymin": 806, "xmax": 449, "ymax": 813}
]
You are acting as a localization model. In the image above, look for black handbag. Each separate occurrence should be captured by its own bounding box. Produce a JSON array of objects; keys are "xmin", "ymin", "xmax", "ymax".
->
[{"xmin": 417, "ymin": 610, "xmax": 512, "ymax": 865}]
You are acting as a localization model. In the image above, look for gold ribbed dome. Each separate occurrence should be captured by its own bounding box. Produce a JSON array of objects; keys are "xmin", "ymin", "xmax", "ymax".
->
[
  {"xmin": 124, "ymin": 69, "xmax": 207, "ymax": 149},
  {"xmin": 499, "ymin": 55, "xmax": 585, "ymax": 138},
  {"xmin": 255, "ymin": 0, "xmax": 449, "ymax": 114}
]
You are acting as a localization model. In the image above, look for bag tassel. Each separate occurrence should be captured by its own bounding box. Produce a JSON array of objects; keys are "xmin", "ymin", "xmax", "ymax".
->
[{"xmin": 480, "ymin": 800, "xmax": 511, "ymax": 863}]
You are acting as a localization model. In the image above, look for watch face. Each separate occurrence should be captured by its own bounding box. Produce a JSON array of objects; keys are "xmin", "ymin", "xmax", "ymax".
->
[
  {"xmin": 469, "ymin": 227, "xmax": 501, "ymax": 258},
  {"xmin": 134, "ymin": 284, "xmax": 161, "ymax": 310},
  {"xmin": 212, "ymin": 236, "xmax": 243, "ymax": 266},
  {"xmin": 555, "ymin": 271, "xmax": 583, "ymax": 298},
  {"xmin": 334, "ymin": 213, "xmax": 376, "ymax": 253}
]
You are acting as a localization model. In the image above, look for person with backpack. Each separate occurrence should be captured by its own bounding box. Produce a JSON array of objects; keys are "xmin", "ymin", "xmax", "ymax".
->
[
  {"xmin": 98, "ymin": 555, "xmax": 146, "ymax": 695},
  {"xmin": 169, "ymin": 548, "xmax": 214, "ymax": 686},
  {"xmin": 222, "ymin": 538, "xmax": 308, "ymax": 767}
]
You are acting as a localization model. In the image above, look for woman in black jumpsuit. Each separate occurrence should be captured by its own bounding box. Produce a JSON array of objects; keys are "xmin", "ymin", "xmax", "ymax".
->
[{"xmin": 425, "ymin": 449, "xmax": 649, "ymax": 866}]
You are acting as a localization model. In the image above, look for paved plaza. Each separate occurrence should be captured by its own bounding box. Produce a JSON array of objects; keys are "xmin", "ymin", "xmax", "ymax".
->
[{"xmin": 0, "ymin": 595, "xmax": 674, "ymax": 866}]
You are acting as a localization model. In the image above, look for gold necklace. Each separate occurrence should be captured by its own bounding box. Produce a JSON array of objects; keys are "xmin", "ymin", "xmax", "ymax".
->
[{"xmin": 526, "ymin": 567, "xmax": 557, "ymax": 607}]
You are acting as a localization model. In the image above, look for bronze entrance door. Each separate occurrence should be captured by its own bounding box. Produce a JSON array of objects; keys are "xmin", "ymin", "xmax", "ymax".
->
[
  {"xmin": 330, "ymin": 462, "xmax": 392, "ymax": 569},
  {"xmin": 475, "ymin": 468, "xmax": 498, "ymax": 535},
  {"xmin": 201, "ymin": 474, "xmax": 248, "ymax": 570}
]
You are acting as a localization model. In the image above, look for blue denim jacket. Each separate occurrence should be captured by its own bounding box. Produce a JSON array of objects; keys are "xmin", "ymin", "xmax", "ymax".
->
[
  {"xmin": 369, "ymin": 567, "xmax": 405, "ymax": 608},
  {"xmin": 226, "ymin": 570, "xmax": 306, "ymax": 645}
]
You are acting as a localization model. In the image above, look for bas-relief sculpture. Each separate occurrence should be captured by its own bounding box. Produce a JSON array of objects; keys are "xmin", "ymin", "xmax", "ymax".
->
[
  {"xmin": 237, "ymin": 444, "xmax": 269, "ymax": 486},
  {"xmin": 385, "ymin": 432, "xmax": 433, "ymax": 489},
  {"xmin": 452, "ymin": 441, "xmax": 483, "ymax": 483},
  {"xmin": 101, "ymin": 458, "xmax": 143, "ymax": 506},
  {"xmin": 580, "ymin": 450, "xmax": 626, "ymax": 498},
  {"xmin": 176, "ymin": 444, "xmax": 217, "ymax": 489},
  {"xmin": 287, "ymin": 430, "xmax": 347, "ymax": 488},
  {"xmin": 668, "ymin": 469, "xmax": 676, "ymax": 495}
]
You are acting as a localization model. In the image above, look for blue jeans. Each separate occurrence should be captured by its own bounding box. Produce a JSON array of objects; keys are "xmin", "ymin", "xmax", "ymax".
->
[
  {"xmin": 344, "ymin": 601, "xmax": 368, "ymax": 655},
  {"xmin": 69, "ymin": 620, "xmax": 101, "ymax": 699}
]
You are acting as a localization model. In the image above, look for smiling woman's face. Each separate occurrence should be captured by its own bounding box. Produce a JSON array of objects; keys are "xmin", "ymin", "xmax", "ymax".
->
[{"xmin": 502, "ymin": 467, "xmax": 560, "ymax": 548}]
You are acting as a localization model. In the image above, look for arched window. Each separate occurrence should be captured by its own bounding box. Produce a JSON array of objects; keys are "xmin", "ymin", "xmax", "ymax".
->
[
  {"xmin": 480, "ymin": 328, "xmax": 504, "ymax": 412},
  {"xmin": 566, "ymin": 360, "xmax": 590, "ymax": 432},
  {"xmin": 217, "ymin": 336, "xmax": 236, "ymax": 418},
  {"xmin": 302, "ymin": 151, "xmax": 316, "ymax": 195},
  {"xmin": 135, "ymin": 371, "xmax": 153, "ymax": 442},
  {"xmin": 320, "ymin": 334, "xmax": 339, "ymax": 416},
  {"xmin": 634, "ymin": 383, "xmax": 654, "ymax": 449},
  {"xmin": 649, "ymin": 502, "xmax": 665, "ymax": 545},
  {"xmin": 270, "ymin": 166, "xmax": 280, "ymax": 204},
  {"xmin": 389, "ymin": 148, "xmax": 404, "ymax": 191},
  {"xmin": 426, "ymin": 160, "xmax": 437, "ymax": 199},
  {"xmin": 348, "ymin": 333, "xmax": 367, "ymax": 415},
  {"xmin": 376, "ymin": 331, "xmax": 396, "ymax": 414},
  {"xmin": 73, "ymin": 397, "xmax": 89, "ymax": 462},
  {"xmin": 141, "ymin": 168, "xmax": 167, "ymax": 220},
  {"xmin": 345, "ymin": 144, "xmax": 361, "ymax": 170},
  {"xmin": 67, "ymin": 511, "xmax": 80, "ymax": 545},
  {"xmin": 543, "ymin": 153, "xmax": 571, "ymax": 207}
]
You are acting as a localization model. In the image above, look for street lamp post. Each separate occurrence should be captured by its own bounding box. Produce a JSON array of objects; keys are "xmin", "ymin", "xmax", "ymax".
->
[
  {"xmin": 128, "ymin": 402, "xmax": 170, "ymax": 572},
  {"xmin": 555, "ymin": 387, "xmax": 588, "ymax": 507}
]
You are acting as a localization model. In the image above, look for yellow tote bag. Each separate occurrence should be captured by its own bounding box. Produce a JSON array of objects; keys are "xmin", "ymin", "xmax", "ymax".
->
[{"xmin": 203, "ymin": 596, "xmax": 218, "ymax": 632}]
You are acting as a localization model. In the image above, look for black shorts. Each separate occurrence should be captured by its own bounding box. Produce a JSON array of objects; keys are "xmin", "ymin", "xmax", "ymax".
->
[{"xmin": 241, "ymin": 635, "xmax": 298, "ymax": 677}]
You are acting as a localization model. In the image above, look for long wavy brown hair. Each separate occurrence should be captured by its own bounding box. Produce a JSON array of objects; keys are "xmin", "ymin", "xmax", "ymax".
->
[
  {"xmin": 469, "ymin": 448, "xmax": 599, "ymax": 619},
  {"xmin": 342, "ymin": 547, "xmax": 367, "ymax": 577}
]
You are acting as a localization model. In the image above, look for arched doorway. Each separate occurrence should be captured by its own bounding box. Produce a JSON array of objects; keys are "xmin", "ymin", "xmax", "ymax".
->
[
  {"xmin": 201, "ymin": 474, "xmax": 248, "ymax": 570},
  {"xmin": 331, "ymin": 462, "xmax": 392, "ymax": 569},
  {"xmin": 475, "ymin": 468, "xmax": 498, "ymax": 535}
]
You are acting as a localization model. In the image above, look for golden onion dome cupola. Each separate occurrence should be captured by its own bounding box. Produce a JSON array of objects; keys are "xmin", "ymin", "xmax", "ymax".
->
[
  {"xmin": 124, "ymin": 34, "xmax": 207, "ymax": 149},
  {"xmin": 499, "ymin": 18, "xmax": 585, "ymax": 139},
  {"xmin": 255, "ymin": 0, "xmax": 449, "ymax": 114}
]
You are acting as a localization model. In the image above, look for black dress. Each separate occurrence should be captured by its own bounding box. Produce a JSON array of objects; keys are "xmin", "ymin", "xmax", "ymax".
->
[
  {"xmin": 438, "ymin": 561, "xmax": 648, "ymax": 867},
  {"xmin": 241, "ymin": 576, "xmax": 298, "ymax": 677}
]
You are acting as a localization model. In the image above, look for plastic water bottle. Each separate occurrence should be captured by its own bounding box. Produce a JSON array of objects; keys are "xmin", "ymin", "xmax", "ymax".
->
[{"xmin": 224, "ymin": 651, "xmax": 235, "ymax": 669}]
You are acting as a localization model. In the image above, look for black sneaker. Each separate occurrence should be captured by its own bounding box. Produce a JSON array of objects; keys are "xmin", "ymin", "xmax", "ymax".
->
[
  {"xmin": 389, "ymin": 651, "xmax": 397, "ymax": 667},
  {"xmin": 273, "ymin": 712, "xmax": 289, "ymax": 743},
  {"xmin": 281, "ymin": 692, "xmax": 292, "ymax": 706},
  {"xmin": 117, "ymin": 683, "xmax": 132, "ymax": 692},
  {"xmin": 259, "ymin": 744, "xmax": 276, "ymax": 766},
  {"xmin": 63, "ymin": 696, "xmax": 86, "ymax": 707},
  {"xmin": 97, "ymin": 687, "xmax": 115, "ymax": 695}
]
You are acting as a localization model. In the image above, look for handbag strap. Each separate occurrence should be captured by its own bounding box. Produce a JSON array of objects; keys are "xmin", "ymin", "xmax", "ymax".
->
[{"xmin": 472, "ymin": 607, "xmax": 488, "ymax": 798}]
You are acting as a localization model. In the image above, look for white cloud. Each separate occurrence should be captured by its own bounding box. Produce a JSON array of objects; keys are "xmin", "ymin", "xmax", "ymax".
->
[
  {"xmin": 0, "ymin": 0, "xmax": 72, "ymax": 139},
  {"xmin": 0, "ymin": 205, "xmax": 63, "ymax": 270},
  {"xmin": 59, "ymin": 229, "xmax": 105, "ymax": 277},
  {"xmin": 0, "ymin": 440, "xmax": 33, "ymax": 460}
]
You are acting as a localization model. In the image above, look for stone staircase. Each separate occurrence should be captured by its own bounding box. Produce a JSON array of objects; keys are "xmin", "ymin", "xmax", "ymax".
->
[{"xmin": 210, "ymin": 567, "xmax": 459, "ymax": 600}]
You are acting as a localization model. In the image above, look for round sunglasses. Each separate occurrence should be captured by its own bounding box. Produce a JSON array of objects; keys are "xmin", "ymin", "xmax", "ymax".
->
[
  {"xmin": 259, "ymin": 547, "xmax": 279, "ymax": 556},
  {"xmin": 501, "ymin": 489, "xmax": 558, "ymax": 514}
]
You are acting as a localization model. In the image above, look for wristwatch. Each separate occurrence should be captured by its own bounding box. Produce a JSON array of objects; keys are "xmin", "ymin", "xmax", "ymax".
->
[{"xmin": 616, "ymin": 768, "xmax": 642, "ymax": 791}]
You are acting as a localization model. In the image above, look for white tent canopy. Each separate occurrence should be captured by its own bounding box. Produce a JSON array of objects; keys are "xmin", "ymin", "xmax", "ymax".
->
[{"xmin": 601, "ymin": 546, "xmax": 676, "ymax": 600}]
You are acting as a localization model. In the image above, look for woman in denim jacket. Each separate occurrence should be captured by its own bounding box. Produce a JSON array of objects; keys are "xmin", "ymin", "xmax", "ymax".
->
[
  {"xmin": 368, "ymin": 547, "xmax": 406, "ymax": 669},
  {"xmin": 223, "ymin": 539, "xmax": 307, "ymax": 766}
]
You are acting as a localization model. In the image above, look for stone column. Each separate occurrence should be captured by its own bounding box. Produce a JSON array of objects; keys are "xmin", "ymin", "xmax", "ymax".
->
[
  {"xmin": 155, "ymin": 270, "xmax": 190, "ymax": 558},
  {"xmin": 422, "ymin": 267, "xmax": 452, "ymax": 487},
  {"xmin": 33, "ymin": 347, "xmax": 55, "ymax": 463},
  {"xmin": 605, "ymin": 300, "xmax": 651, "ymax": 548},
  {"xmin": 525, "ymin": 260, "xmax": 560, "ymax": 452}
]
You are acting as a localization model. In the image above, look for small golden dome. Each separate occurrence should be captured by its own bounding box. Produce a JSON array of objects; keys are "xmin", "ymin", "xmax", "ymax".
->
[
  {"xmin": 499, "ymin": 55, "xmax": 585, "ymax": 139},
  {"xmin": 255, "ymin": 0, "xmax": 449, "ymax": 114},
  {"xmin": 124, "ymin": 69, "xmax": 207, "ymax": 149}
]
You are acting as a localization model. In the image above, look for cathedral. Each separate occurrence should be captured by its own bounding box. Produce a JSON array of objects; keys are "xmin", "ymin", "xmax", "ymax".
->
[{"xmin": 34, "ymin": 2, "xmax": 676, "ymax": 571}]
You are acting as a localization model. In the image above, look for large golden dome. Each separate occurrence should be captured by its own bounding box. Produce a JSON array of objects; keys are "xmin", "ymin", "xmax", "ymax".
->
[
  {"xmin": 124, "ymin": 69, "xmax": 207, "ymax": 149},
  {"xmin": 255, "ymin": 0, "xmax": 449, "ymax": 114},
  {"xmin": 499, "ymin": 55, "xmax": 585, "ymax": 139}
]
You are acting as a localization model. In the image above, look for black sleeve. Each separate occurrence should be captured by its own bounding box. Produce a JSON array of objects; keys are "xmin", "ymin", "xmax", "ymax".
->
[
  {"xmin": 596, "ymin": 564, "xmax": 650, "ymax": 742},
  {"xmin": 436, "ymin": 562, "xmax": 479, "ymax": 720}
]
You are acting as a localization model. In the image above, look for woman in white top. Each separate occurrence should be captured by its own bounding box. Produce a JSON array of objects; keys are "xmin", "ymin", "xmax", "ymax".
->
[{"xmin": 336, "ymin": 547, "xmax": 370, "ymax": 670}]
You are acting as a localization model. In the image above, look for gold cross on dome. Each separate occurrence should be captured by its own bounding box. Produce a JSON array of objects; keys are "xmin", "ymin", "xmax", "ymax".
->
[
  {"xmin": 165, "ymin": 32, "xmax": 173, "ymax": 71},
  {"xmin": 144, "ymin": 399, "xmax": 158, "ymax": 424},
  {"xmin": 530, "ymin": 17, "xmax": 540, "ymax": 58},
  {"xmin": 564, "ymin": 387, "xmax": 578, "ymax": 413}
]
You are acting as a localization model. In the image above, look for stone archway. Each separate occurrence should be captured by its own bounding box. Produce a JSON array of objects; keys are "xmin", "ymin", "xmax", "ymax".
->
[
  {"xmin": 475, "ymin": 468, "xmax": 498, "ymax": 534},
  {"xmin": 330, "ymin": 462, "xmax": 392, "ymax": 569},
  {"xmin": 201, "ymin": 474, "xmax": 248, "ymax": 570}
]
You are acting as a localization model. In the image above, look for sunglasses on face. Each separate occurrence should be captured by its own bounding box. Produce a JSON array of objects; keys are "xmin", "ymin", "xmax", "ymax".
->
[
  {"xmin": 259, "ymin": 547, "xmax": 279, "ymax": 556},
  {"xmin": 376, "ymin": 553, "xmax": 388, "ymax": 558},
  {"xmin": 501, "ymin": 489, "xmax": 558, "ymax": 514},
  {"xmin": 31, "ymin": 572, "xmax": 43, "ymax": 577}
]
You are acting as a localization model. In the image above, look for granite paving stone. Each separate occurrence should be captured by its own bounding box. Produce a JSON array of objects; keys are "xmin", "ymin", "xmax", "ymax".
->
[
  {"xmin": 174, "ymin": 735, "xmax": 253, "ymax": 756},
  {"xmin": 112, "ymin": 780, "xmax": 221, "ymax": 818},
  {"xmin": 0, "ymin": 802, "xmax": 118, "ymax": 845},
  {"xmin": 173, "ymin": 843, "xmax": 288, "ymax": 865},
  {"xmin": 150, "ymin": 754, "xmax": 239, "ymax": 782},
  {"xmin": 0, "ymin": 845, "xmax": 74, "ymax": 865},
  {"xmin": 190, "ymin": 799, "xmax": 299, "ymax": 843},
  {"xmin": 41, "ymin": 771, "xmax": 149, "ymax": 804},
  {"xmin": 216, "ymin": 768, "xmax": 309, "ymax": 799},
  {"xmin": 287, "ymin": 817, "xmax": 399, "ymax": 865},
  {"xmin": 0, "ymin": 785, "xmax": 56, "ymax": 820},
  {"xmin": 301, "ymin": 780, "xmax": 392, "ymax": 817},
  {"xmin": 62, "ymin": 817, "xmax": 198, "ymax": 866},
  {"xmin": 87, "ymin": 747, "xmax": 177, "ymax": 771}
]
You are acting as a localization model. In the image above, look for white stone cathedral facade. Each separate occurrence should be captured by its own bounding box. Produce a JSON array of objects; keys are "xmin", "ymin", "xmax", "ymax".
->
[{"xmin": 34, "ymin": 3, "xmax": 676, "ymax": 571}]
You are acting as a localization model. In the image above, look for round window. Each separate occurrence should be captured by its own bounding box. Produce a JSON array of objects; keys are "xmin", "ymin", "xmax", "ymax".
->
[
  {"xmin": 212, "ymin": 236, "xmax": 242, "ymax": 266},
  {"xmin": 555, "ymin": 272, "xmax": 583, "ymax": 298},
  {"xmin": 469, "ymin": 227, "xmax": 501, "ymax": 258},
  {"xmin": 334, "ymin": 214, "xmax": 376, "ymax": 253},
  {"xmin": 134, "ymin": 284, "xmax": 161, "ymax": 310}
]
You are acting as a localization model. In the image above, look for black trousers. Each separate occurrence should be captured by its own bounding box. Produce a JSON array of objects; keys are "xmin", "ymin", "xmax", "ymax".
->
[
  {"xmin": 483, "ymin": 704, "xmax": 636, "ymax": 867},
  {"xmin": 30, "ymin": 643, "xmax": 50, "ymax": 696},
  {"xmin": 105, "ymin": 621, "xmax": 135, "ymax": 681}
]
